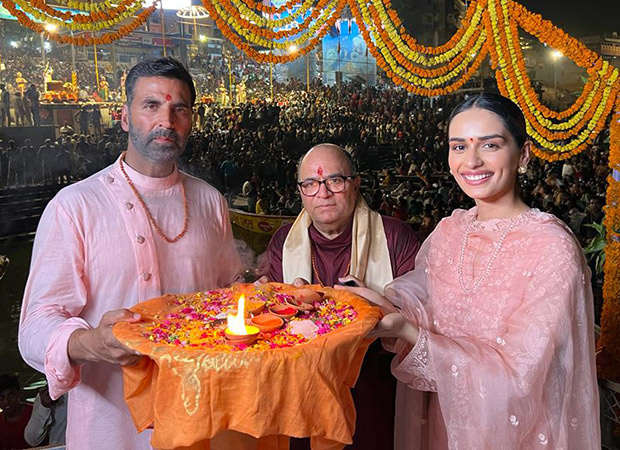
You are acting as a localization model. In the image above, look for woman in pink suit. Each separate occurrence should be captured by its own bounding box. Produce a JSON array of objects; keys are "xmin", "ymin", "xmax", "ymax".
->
[{"xmin": 338, "ymin": 93, "xmax": 600, "ymax": 449}]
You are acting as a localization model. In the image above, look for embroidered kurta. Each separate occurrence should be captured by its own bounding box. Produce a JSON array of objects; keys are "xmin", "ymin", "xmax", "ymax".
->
[
  {"xmin": 385, "ymin": 208, "xmax": 600, "ymax": 449},
  {"xmin": 19, "ymin": 157, "xmax": 242, "ymax": 450}
]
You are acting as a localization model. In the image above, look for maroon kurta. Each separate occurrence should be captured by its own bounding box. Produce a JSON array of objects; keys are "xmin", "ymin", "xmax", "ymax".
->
[
  {"xmin": 263, "ymin": 215, "xmax": 421, "ymax": 450},
  {"xmin": 265, "ymin": 215, "xmax": 420, "ymax": 285}
]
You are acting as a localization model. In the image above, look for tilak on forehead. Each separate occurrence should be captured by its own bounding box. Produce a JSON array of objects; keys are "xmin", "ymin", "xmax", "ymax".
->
[
  {"xmin": 165, "ymin": 93, "xmax": 172, "ymax": 101},
  {"xmin": 317, "ymin": 166, "xmax": 323, "ymax": 176}
]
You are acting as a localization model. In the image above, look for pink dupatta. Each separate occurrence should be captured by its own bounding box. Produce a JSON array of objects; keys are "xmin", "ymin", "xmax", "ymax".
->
[{"xmin": 384, "ymin": 208, "xmax": 600, "ymax": 449}]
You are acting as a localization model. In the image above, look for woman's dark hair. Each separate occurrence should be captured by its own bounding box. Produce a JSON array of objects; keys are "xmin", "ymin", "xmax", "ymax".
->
[
  {"xmin": 125, "ymin": 57, "xmax": 196, "ymax": 106},
  {"xmin": 447, "ymin": 93, "xmax": 528, "ymax": 148}
]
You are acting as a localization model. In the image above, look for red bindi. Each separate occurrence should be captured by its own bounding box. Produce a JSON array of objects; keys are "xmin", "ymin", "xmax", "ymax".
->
[
  {"xmin": 165, "ymin": 94, "xmax": 172, "ymax": 101},
  {"xmin": 317, "ymin": 166, "xmax": 323, "ymax": 176},
  {"xmin": 469, "ymin": 138, "xmax": 474, "ymax": 142}
]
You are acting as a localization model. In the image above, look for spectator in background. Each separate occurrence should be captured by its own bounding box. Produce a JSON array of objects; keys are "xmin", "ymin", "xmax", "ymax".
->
[
  {"xmin": 0, "ymin": 374, "xmax": 33, "ymax": 450},
  {"xmin": 75, "ymin": 105, "xmax": 90, "ymax": 135},
  {"xmin": 59, "ymin": 120, "xmax": 74, "ymax": 137},
  {"xmin": 26, "ymin": 84, "xmax": 40, "ymax": 126},
  {"xmin": 0, "ymin": 84, "xmax": 11, "ymax": 127},
  {"xmin": 24, "ymin": 385, "xmax": 67, "ymax": 447},
  {"xmin": 11, "ymin": 91, "xmax": 24, "ymax": 126}
]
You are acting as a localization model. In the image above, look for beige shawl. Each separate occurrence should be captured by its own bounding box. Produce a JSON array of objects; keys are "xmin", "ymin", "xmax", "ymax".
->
[{"xmin": 282, "ymin": 196, "xmax": 393, "ymax": 293}]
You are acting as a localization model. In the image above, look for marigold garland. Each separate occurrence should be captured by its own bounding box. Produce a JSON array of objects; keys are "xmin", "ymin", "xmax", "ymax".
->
[
  {"xmin": 200, "ymin": 0, "xmax": 345, "ymax": 63},
  {"xmin": 227, "ymin": 0, "xmax": 320, "ymax": 29},
  {"xmin": 486, "ymin": 0, "xmax": 619, "ymax": 160},
  {"xmin": 213, "ymin": 0, "xmax": 340, "ymax": 44},
  {"xmin": 1, "ymin": 0, "xmax": 158, "ymax": 45},
  {"xmin": 598, "ymin": 97, "xmax": 620, "ymax": 380},
  {"xmin": 11, "ymin": 0, "xmax": 144, "ymax": 31},
  {"xmin": 25, "ymin": 0, "xmax": 142, "ymax": 25}
]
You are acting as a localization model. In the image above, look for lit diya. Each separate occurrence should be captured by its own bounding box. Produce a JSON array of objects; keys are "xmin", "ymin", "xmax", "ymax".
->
[{"xmin": 225, "ymin": 295, "xmax": 260, "ymax": 345}]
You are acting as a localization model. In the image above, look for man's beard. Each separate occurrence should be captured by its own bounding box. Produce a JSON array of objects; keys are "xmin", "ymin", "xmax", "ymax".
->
[{"xmin": 128, "ymin": 120, "xmax": 185, "ymax": 164}]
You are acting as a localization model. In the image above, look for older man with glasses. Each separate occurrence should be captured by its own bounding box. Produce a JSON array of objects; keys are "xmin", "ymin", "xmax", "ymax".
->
[{"xmin": 261, "ymin": 143, "xmax": 421, "ymax": 450}]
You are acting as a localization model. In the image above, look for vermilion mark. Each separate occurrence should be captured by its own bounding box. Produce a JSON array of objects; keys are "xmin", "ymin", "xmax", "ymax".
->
[
  {"xmin": 165, "ymin": 94, "xmax": 172, "ymax": 101},
  {"xmin": 469, "ymin": 138, "xmax": 474, "ymax": 142},
  {"xmin": 317, "ymin": 166, "xmax": 323, "ymax": 176}
]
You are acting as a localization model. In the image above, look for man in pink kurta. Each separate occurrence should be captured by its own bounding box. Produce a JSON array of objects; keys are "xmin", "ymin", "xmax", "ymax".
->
[{"xmin": 18, "ymin": 58, "xmax": 242, "ymax": 449}]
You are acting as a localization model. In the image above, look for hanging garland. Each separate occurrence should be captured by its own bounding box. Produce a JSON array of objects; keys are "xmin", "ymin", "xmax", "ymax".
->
[
  {"xmin": 1, "ymin": 0, "xmax": 158, "ymax": 44},
  {"xmin": 599, "ymin": 98, "xmax": 620, "ymax": 380},
  {"xmin": 201, "ymin": 0, "xmax": 346, "ymax": 63},
  {"xmin": 486, "ymin": 0, "xmax": 618, "ymax": 160},
  {"xmin": 11, "ymin": 0, "xmax": 144, "ymax": 30},
  {"xmin": 213, "ymin": 0, "xmax": 340, "ymax": 43},
  {"xmin": 26, "ymin": 0, "xmax": 142, "ymax": 25},
  {"xmin": 349, "ymin": 0, "xmax": 489, "ymax": 94}
]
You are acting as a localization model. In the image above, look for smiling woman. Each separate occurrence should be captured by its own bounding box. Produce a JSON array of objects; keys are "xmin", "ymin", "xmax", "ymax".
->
[
  {"xmin": 447, "ymin": 94, "xmax": 530, "ymax": 221},
  {"xmin": 342, "ymin": 93, "xmax": 601, "ymax": 449}
]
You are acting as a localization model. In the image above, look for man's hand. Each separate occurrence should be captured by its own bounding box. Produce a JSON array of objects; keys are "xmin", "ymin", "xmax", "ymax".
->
[
  {"xmin": 292, "ymin": 277, "xmax": 310, "ymax": 287},
  {"xmin": 68, "ymin": 309, "xmax": 142, "ymax": 366},
  {"xmin": 254, "ymin": 275, "xmax": 269, "ymax": 285},
  {"xmin": 39, "ymin": 385, "xmax": 56, "ymax": 409},
  {"xmin": 255, "ymin": 276, "xmax": 308, "ymax": 287},
  {"xmin": 337, "ymin": 275, "xmax": 366, "ymax": 288}
]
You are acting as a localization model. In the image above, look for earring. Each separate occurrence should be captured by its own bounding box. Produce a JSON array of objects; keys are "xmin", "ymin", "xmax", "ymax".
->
[
  {"xmin": 449, "ymin": 169, "xmax": 453, "ymax": 175},
  {"xmin": 518, "ymin": 165, "xmax": 527, "ymax": 174}
]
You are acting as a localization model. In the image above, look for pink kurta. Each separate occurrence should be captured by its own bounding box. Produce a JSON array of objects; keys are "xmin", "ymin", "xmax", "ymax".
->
[
  {"xmin": 19, "ymin": 157, "xmax": 242, "ymax": 450},
  {"xmin": 384, "ymin": 208, "xmax": 600, "ymax": 449}
]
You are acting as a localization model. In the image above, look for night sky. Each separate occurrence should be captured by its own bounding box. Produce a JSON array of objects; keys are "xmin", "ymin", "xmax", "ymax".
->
[{"xmin": 517, "ymin": 0, "xmax": 618, "ymax": 36}]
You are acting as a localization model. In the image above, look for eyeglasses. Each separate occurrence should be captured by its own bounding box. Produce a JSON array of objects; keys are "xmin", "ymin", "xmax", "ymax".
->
[{"xmin": 297, "ymin": 175, "xmax": 356, "ymax": 197}]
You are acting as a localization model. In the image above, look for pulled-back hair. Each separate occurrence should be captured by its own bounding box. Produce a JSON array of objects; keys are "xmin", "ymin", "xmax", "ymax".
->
[
  {"xmin": 448, "ymin": 93, "xmax": 528, "ymax": 148},
  {"xmin": 125, "ymin": 57, "xmax": 196, "ymax": 106}
]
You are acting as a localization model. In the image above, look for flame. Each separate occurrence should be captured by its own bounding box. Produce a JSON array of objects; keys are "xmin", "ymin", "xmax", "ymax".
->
[{"xmin": 227, "ymin": 295, "xmax": 248, "ymax": 335}]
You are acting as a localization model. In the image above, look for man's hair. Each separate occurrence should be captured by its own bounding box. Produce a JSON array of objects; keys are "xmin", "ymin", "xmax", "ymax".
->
[
  {"xmin": 0, "ymin": 374, "xmax": 19, "ymax": 392},
  {"xmin": 297, "ymin": 143, "xmax": 357, "ymax": 181},
  {"xmin": 125, "ymin": 57, "xmax": 196, "ymax": 106}
]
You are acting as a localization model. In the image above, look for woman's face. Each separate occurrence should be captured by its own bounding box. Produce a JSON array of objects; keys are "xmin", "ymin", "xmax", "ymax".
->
[{"xmin": 448, "ymin": 107, "xmax": 529, "ymax": 205}]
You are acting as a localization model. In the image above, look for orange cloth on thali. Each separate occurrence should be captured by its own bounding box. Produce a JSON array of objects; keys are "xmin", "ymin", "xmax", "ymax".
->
[{"xmin": 113, "ymin": 283, "xmax": 382, "ymax": 450}]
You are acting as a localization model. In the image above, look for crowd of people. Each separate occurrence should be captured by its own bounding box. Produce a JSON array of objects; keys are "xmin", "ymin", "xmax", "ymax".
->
[
  {"xmin": 174, "ymin": 82, "xmax": 610, "ymax": 254},
  {"xmin": 0, "ymin": 79, "xmax": 608, "ymax": 255}
]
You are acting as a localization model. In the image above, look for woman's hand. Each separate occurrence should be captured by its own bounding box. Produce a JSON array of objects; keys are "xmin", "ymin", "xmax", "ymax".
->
[
  {"xmin": 368, "ymin": 312, "xmax": 419, "ymax": 345},
  {"xmin": 334, "ymin": 284, "xmax": 398, "ymax": 315}
]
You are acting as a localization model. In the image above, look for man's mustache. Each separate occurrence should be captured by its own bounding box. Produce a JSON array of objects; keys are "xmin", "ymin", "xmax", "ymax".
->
[{"xmin": 148, "ymin": 128, "xmax": 179, "ymax": 142}]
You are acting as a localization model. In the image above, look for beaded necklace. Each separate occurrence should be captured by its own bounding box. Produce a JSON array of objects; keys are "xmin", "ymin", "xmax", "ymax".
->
[
  {"xmin": 311, "ymin": 248, "xmax": 351, "ymax": 287},
  {"xmin": 457, "ymin": 211, "xmax": 526, "ymax": 294},
  {"xmin": 119, "ymin": 153, "xmax": 189, "ymax": 243}
]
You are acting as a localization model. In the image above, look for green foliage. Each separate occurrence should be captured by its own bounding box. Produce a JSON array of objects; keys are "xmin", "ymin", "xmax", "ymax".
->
[{"xmin": 583, "ymin": 222, "xmax": 606, "ymax": 277}]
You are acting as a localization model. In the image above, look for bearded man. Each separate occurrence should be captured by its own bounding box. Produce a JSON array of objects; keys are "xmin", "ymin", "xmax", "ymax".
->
[{"xmin": 19, "ymin": 58, "xmax": 242, "ymax": 449}]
